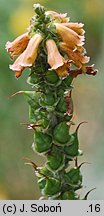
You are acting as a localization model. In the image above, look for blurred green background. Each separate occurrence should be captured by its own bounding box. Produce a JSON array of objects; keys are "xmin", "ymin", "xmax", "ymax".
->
[{"xmin": 0, "ymin": 0, "xmax": 104, "ymax": 199}]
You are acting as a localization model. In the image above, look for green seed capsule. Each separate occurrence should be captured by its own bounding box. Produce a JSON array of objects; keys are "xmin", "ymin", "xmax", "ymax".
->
[
  {"xmin": 64, "ymin": 132, "xmax": 79, "ymax": 156},
  {"xmin": 53, "ymin": 121, "xmax": 69, "ymax": 144},
  {"xmin": 27, "ymin": 73, "xmax": 41, "ymax": 85},
  {"xmin": 64, "ymin": 122, "xmax": 85, "ymax": 157},
  {"xmin": 62, "ymin": 75, "xmax": 73, "ymax": 87},
  {"xmin": 34, "ymin": 131, "xmax": 52, "ymax": 153},
  {"xmin": 56, "ymin": 97, "xmax": 67, "ymax": 113},
  {"xmin": 62, "ymin": 191, "xmax": 78, "ymax": 200},
  {"xmin": 39, "ymin": 167, "xmax": 53, "ymax": 178},
  {"xmin": 39, "ymin": 93, "xmax": 55, "ymax": 107},
  {"xmin": 45, "ymin": 70, "xmax": 59, "ymax": 85},
  {"xmin": 64, "ymin": 167, "xmax": 82, "ymax": 186},
  {"xmin": 65, "ymin": 114, "xmax": 73, "ymax": 121},
  {"xmin": 44, "ymin": 177, "xmax": 61, "ymax": 196},
  {"xmin": 47, "ymin": 146, "xmax": 65, "ymax": 171}
]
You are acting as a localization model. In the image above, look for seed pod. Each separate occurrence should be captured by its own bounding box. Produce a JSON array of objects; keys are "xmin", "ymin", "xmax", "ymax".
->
[
  {"xmin": 64, "ymin": 114, "xmax": 73, "ymax": 121},
  {"xmin": 45, "ymin": 70, "xmax": 59, "ymax": 85},
  {"xmin": 34, "ymin": 131, "xmax": 52, "ymax": 153},
  {"xmin": 47, "ymin": 146, "xmax": 65, "ymax": 171},
  {"xmin": 44, "ymin": 177, "xmax": 61, "ymax": 196},
  {"xmin": 64, "ymin": 122, "xmax": 86, "ymax": 157},
  {"xmin": 62, "ymin": 191, "xmax": 78, "ymax": 200},
  {"xmin": 62, "ymin": 74, "xmax": 73, "ymax": 88},
  {"xmin": 27, "ymin": 73, "xmax": 42, "ymax": 85},
  {"xmin": 64, "ymin": 133, "xmax": 79, "ymax": 157},
  {"xmin": 56, "ymin": 96, "xmax": 67, "ymax": 113},
  {"xmin": 53, "ymin": 121, "xmax": 69, "ymax": 144},
  {"xmin": 64, "ymin": 167, "xmax": 82, "ymax": 187},
  {"xmin": 39, "ymin": 93, "xmax": 56, "ymax": 107},
  {"xmin": 39, "ymin": 167, "xmax": 53, "ymax": 178}
]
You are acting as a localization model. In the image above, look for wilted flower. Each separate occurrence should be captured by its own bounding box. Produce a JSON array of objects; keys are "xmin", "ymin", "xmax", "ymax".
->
[
  {"xmin": 46, "ymin": 39, "xmax": 70, "ymax": 77},
  {"xmin": 45, "ymin": 11, "xmax": 69, "ymax": 23},
  {"xmin": 54, "ymin": 23, "xmax": 85, "ymax": 50},
  {"xmin": 5, "ymin": 33, "xmax": 29, "ymax": 59},
  {"xmin": 10, "ymin": 33, "xmax": 43, "ymax": 78},
  {"xmin": 60, "ymin": 42, "xmax": 90, "ymax": 69}
]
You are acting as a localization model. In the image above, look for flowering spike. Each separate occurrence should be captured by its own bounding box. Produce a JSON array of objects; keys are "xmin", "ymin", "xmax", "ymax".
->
[{"xmin": 6, "ymin": 3, "xmax": 97, "ymax": 200}]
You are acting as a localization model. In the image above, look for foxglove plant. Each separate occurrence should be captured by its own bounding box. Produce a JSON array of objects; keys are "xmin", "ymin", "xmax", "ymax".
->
[{"xmin": 6, "ymin": 3, "xmax": 97, "ymax": 200}]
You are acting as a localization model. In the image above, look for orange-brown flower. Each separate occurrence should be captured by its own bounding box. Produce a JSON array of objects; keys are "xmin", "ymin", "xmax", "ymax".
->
[
  {"xmin": 9, "ymin": 33, "xmax": 43, "ymax": 78},
  {"xmin": 5, "ymin": 33, "xmax": 30, "ymax": 59},
  {"xmin": 60, "ymin": 42, "xmax": 90, "ymax": 69},
  {"xmin": 20, "ymin": 33, "xmax": 43, "ymax": 67},
  {"xmin": 62, "ymin": 22, "xmax": 85, "ymax": 35},
  {"xmin": 46, "ymin": 39, "xmax": 70, "ymax": 77},
  {"xmin": 45, "ymin": 10, "xmax": 69, "ymax": 23},
  {"xmin": 54, "ymin": 23, "xmax": 85, "ymax": 50}
]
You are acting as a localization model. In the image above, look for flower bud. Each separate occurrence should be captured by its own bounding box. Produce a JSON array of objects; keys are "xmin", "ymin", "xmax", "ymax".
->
[{"xmin": 33, "ymin": 3, "xmax": 45, "ymax": 15}]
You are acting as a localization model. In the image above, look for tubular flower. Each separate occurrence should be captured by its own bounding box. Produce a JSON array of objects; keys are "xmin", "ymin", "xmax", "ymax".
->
[
  {"xmin": 20, "ymin": 33, "xmax": 43, "ymax": 67},
  {"xmin": 5, "ymin": 33, "xmax": 30, "ymax": 59},
  {"xmin": 54, "ymin": 23, "xmax": 85, "ymax": 50},
  {"xmin": 60, "ymin": 42, "xmax": 90, "ymax": 69},
  {"xmin": 10, "ymin": 33, "xmax": 43, "ymax": 78},
  {"xmin": 46, "ymin": 39, "xmax": 70, "ymax": 77},
  {"xmin": 45, "ymin": 11, "xmax": 69, "ymax": 23},
  {"xmin": 62, "ymin": 22, "xmax": 85, "ymax": 35}
]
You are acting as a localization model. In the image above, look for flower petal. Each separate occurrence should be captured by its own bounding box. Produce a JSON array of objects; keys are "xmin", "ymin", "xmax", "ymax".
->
[
  {"xmin": 55, "ymin": 23, "xmax": 85, "ymax": 50},
  {"xmin": 9, "ymin": 52, "xmax": 25, "ymax": 78},
  {"xmin": 5, "ymin": 33, "xmax": 29, "ymax": 59},
  {"xmin": 60, "ymin": 42, "xmax": 90, "ymax": 68},
  {"xmin": 21, "ymin": 33, "xmax": 43, "ymax": 67},
  {"xmin": 46, "ymin": 39, "xmax": 65, "ymax": 70},
  {"xmin": 45, "ymin": 10, "xmax": 69, "ymax": 22},
  {"xmin": 62, "ymin": 22, "xmax": 85, "ymax": 35},
  {"xmin": 46, "ymin": 39, "xmax": 70, "ymax": 77}
]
